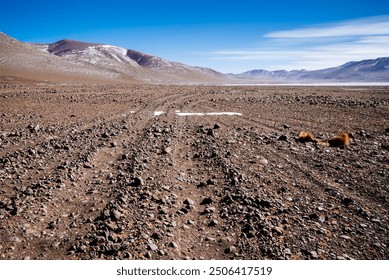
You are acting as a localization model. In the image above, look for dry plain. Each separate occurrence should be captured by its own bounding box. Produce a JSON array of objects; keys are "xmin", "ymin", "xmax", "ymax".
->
[{"xmin": 0, "ymin": 82, "xmax": 388, "ymax": 260}]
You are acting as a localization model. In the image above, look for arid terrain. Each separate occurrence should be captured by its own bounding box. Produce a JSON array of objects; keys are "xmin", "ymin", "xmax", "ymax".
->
[{"xmin": 0, "ymin": 81, "xmax": 388, "ymax": 260}]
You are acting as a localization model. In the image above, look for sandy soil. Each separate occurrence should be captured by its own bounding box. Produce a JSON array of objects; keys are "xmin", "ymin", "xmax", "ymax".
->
[{"xmin": 0, "ymin": 82, "xmax": 388, "ymax": 260}]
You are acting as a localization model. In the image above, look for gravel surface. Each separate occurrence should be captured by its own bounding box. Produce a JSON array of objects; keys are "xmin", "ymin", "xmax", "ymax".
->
[{"xmin": 0, "ymin": 83, "xmax": 388, "ymax": 259}]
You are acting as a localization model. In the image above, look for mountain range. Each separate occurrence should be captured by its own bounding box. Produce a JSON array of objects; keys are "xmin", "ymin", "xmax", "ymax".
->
[
  {"xmin": 0, "ymin": 32, "xmax": 388, "ymax": 84},
  {"xmin": 234, "ymin": 57, "xmax": 389, "ymax": 83}
]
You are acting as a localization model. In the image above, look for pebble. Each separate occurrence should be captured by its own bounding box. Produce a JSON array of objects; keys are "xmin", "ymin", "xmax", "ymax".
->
[
  {"xmin": 225, "ymin": 246, "xmax": 237, "ymax": 254},
  {"xmin": 242, "ymin": 224, "xmax": 253, "ymax": 233},
  {"xmin": 151, "ymin": 232, "xmax": 162, "ymax": 240},
  {"xmin": 179, "ymin": 207, "xmax": 189, "ymax": 214},
  {"xmin": 371, "ymin": 242, "xmax": 382, "ymax": 248},
  {"xmin": 132, "ymin": 177, "xmax": 144, "ymax": 187},
  {"xmin": 342, "ymin": 197, "xmax": 353, "ymax": 206},
  {"xmin": 183, "ymin": 198, "xmax": 194, "ymax": 205},
  {"xmin": 284, "ymin": 248, "xmax": 292, "ymax": 255},
  {"xmin": 273, "ymin": 226, "xmax": 283, "ymax": 236},
  {"xmin": 205, "ymin": 237, "xmax": 216, "ymax": 242},
  {"xmin": 309, "ymin": 251, "xmax": 318, "ymax": 259},
  {"xmin": 148, "ymin": 241, "xmax": 158, "ymax": 251},
  {"xmin": 206, "ymin": 179, "xmax": 216, "ymax": 185},
  {"xmin": 111, "ymin": 210, "xmax": 122, "ymax": 221},
  {"xmin": 7, "ymin": 236, "xmax": 21, "ymax": 243},
  {"xmin": 202, "ymin": 207, "xmax": 216, "ymax": 214},
  {"xmin": 340, "ymin": 235, "xmax": 351, "ymax": 240},
  {"xmin": 200, "ymin": 198, "xmax": 214, "ymax": 205}
]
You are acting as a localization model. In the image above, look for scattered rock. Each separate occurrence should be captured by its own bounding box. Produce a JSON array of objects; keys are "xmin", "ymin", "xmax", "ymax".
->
[
  {"xmin": 200, "ymin": 197, "xmax": 213, "ymax": 205},
  {"xmin": 308, "ymin": 213, "xmax": 319, "ymax": 220},
  {"xmin": 273, "ymin": 226, "xmax": 283, "ymax": 236},
  {"xmin": 183, "ymin": 198, "xmax": 195, "ymax": 205},
  {"xmin": 163, "ymin": 147, "xmax": 172, "ymax": 154},
  {"xmin": 132, "ymin": 177, "xmax": 144, "ymax": 187},
  {"xmin": 257, "ymin": 200, "xmax": 271, "ymax": 208},
  {"xmin": 201, "ymin": 207, "xmax": 216, "ymax": 215},
  {"xmin": 7, "ymin": 236, "xmax": 21, "ymax": 243},
  {"xmin": 309, "ymin": 251, "xmax": 318, "ymax": 259},
  {"xmin": 342, "ymin": 198, "xmax": 354, "ymax": 206},
  {"xmin": 148, "ymin": 242, "xmax": 158, "ymax": 251},
  {"xmin": 151, "ymin": 233, "xmax": 162, "ymax": 240},
  {"xmin": 242, "ymin": 224, "xmax": 253, "ymax": 233},
  {"xmin": 83, "ymin": 163, "xmax": 93, "ymax": 169},
  {"xmin": 1, "ymin": 85, "xmax": 387, "ymax": 261},
  {"xmin": 111, "ymin": 210, "xmax": 122, "ymax": 221},
  {"xmin": 28, "ymin": 124, "xmax": 40, "ymax": 133},
  {"xmin": 206, "ymin": 178, "xmax": 216, "ymax": 185},
  {"xmin": 225, "ymin": 246, "xmax": 237, "ymax": 254}
]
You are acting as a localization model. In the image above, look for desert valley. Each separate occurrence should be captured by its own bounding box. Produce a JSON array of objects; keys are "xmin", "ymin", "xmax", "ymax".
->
[{"xmin": 0, "ymin": 33, "xmax": 388, "ymax": 260}]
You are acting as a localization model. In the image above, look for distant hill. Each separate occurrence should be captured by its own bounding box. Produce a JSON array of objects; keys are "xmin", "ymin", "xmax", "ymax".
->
[
  {"xmin": 233, "ymin": 57, "xmax": 389, "ymax": 82},
  {"xmin": 0, "ymin": 32, "xmax": 226, "ymax": 84}
]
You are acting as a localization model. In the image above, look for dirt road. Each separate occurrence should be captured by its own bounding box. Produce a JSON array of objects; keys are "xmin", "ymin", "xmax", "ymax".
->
[{"xmin": 0, "ymin": 83, "xmax": 388, "ymax": 259}]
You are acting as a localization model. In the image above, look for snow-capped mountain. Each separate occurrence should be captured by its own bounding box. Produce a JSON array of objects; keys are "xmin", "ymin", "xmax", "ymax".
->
[
  {"xmin": 40, "ymin": 38, "xmax": 225, "ymax": 80},
  {"xmin": 0, "ymin": 32, "xmax": 124, "ymax": 83},
  {"xmin": 235, "ymin": 57, "xmax": 389, "ymax": 82},
  {"xmin": 44, "ymin": 40, "xmax": 140, "ymax": 67},
  {"xmin": 0, "ymin": 32, "xmax": 226, "ymax": 84}
]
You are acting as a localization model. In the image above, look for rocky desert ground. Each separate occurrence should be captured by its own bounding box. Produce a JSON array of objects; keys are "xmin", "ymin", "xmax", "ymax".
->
[{"xmin": 0, "ymin": 81, "xmax": 388, "ymax": 260}]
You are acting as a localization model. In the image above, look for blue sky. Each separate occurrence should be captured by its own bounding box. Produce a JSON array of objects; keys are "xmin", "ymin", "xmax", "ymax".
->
[{"xmin": 1, "ymin": 0, "xmax": 389, "ymax": 73}]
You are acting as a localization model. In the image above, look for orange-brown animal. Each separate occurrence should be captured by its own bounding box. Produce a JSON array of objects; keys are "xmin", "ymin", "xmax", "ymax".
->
[
  {"xmin": 326, "ymin": 133, "xmax": 350, "ymax": 147},
  {"xmin": 299, "ymin": 131, "xmax": 350, "ymax": 147},
  {"xmin": 298, "ymin": 132, "xmax": 318, "ymax": 143}
]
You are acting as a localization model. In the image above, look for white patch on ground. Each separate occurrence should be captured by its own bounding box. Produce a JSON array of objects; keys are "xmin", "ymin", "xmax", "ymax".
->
[
  {"xmin": 153, "ymin": 111, "xmax": 165, "ymax": 116},
  {"xmin": 176, "ymin": 112, "xmax": 205, "ymax": 116},
  {"xmin": 206, "ymin": 112, "xmax": 242, "ymax": 116},
  {"xmin": 176, "ymin": 112, "xmax": 242, "ymax": 116}
]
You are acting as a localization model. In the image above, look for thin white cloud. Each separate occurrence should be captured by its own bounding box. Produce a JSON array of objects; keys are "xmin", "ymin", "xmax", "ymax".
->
[
  {"xmin": 206, "ymin": 15, "xmax": 389, "ymax": 72},
  {"xmin": 211, "ymin": 36, "xmax": 389, "ymax": 70},
  {"xmin": 265, "ymin": 15, "xmax": 389, "ymax": 38}
]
